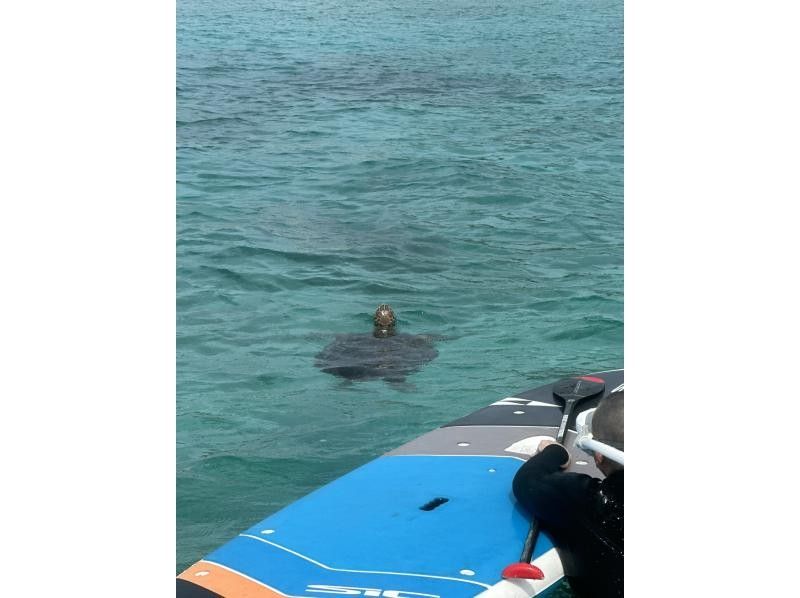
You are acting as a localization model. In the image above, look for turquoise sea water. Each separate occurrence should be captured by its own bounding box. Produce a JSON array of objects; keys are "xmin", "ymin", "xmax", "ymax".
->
[{"xmin": 176, "ymin": 0, "xmax": 623, "ymax": 581}]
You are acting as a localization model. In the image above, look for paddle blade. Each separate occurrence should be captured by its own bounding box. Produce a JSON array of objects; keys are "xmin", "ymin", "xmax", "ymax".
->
[
  {"xmin": 552, "ymin": 376, "xmax": 605, "ymax": 402},
  {"xmin": 501, "ymin": 562, "xmax": 545, "ymax": 580},
  {"xmin": 552, "ymin": 376, "xmax": 607, "ymax": 443}
]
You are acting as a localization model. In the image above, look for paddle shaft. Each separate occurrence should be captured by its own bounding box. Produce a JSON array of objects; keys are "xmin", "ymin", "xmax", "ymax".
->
[
  {"xmin": 519, "ymin": 518, "xmax": 541, "ymax": 562},
  {"xmin": 503, "ymin": 377, "xmax": 605, "ymax": 579},
  {"xmin": 517, "ymin": 394, "xmax": 580, "ymax": 563},
  {"xmin": 555, "ymin": 398, "xmax": 579, "ymax": 444}
]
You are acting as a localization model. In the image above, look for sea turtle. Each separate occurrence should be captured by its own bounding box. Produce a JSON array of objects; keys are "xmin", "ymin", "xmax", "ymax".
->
[{"xmin": 314, "ymin": 304, "xmax": 439, "ymax": 385}]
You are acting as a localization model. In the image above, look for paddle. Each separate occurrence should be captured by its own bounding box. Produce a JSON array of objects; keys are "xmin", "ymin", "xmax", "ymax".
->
[{"xmin": 501, "ymin": 375, "xmax": 606, "ymax": 581}]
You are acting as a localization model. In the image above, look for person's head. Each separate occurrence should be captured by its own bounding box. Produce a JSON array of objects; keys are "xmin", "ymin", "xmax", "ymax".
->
[
  {"xmin": 373, "ymin": 304, "xmax": 397, "ymax": 338},
  {"xmin": 592, "ymin": 390, "xmax": 624, "ymax": 475}
]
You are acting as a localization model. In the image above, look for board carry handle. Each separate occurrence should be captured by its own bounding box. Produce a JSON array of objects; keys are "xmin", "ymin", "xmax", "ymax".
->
[{"xmin": 501, "ymin": 375, "xmax": 606, "ymax": 581}]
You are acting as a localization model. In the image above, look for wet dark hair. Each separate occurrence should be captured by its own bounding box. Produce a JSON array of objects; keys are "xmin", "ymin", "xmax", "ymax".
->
[{"xmin": 592, "ymin": 390, "xmax": 624, "ymax": 451}]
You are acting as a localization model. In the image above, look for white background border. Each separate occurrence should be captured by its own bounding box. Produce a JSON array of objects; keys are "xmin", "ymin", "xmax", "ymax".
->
[
  {"xmin": 2, "ymin": 1, "xmax": 174, "ymax": 596},
  {"xmin": 3, "ymin": 0, "xmax": 799, "ymax": 595}
]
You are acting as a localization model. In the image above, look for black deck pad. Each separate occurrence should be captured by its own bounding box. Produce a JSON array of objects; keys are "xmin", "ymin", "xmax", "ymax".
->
[{"xmin": 445, "ymin": 370, "xmax": 623, "ymax": 428}]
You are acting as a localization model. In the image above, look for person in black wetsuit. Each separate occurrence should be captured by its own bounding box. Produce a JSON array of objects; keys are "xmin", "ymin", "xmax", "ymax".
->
[{"xmin": 512, "ymin": 390, "xmax": 624, "ymax": 598}]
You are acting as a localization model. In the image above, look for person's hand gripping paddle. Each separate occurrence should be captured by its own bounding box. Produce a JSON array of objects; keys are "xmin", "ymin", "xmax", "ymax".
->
[{"xmin": 501, "ymin": 375, "xmax": 606, "ymax": 581}]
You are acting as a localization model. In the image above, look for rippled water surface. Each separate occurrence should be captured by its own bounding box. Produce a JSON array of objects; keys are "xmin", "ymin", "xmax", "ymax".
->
[{"xmin": 177, "ymin": 0, "xmax": 623, "ymax": 576}]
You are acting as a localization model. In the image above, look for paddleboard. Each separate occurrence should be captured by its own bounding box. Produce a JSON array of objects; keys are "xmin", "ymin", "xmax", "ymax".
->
[{"xmin": 177, "ymin": 369, "xmax": 624, "ymax": 598}]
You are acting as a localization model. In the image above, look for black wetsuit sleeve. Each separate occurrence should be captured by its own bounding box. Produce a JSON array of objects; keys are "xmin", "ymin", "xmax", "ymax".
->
[
  {"xmin": 512, "ymin": 444, "xmax": 597, "ymax": 528},
  {"xmin": 516, "ymin": 443, "xmax": 570, "ymax": 474}
]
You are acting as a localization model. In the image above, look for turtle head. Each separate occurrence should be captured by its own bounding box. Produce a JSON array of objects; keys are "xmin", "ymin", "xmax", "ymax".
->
[{"xmin": 373, "ymin": 304, "xmax": 397, "ymax": 338}]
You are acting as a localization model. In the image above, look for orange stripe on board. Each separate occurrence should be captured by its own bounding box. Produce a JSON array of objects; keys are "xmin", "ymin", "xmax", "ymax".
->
[{"xmin": 178, "ymin": 561, "xmax": 288, "ymax": 597}]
